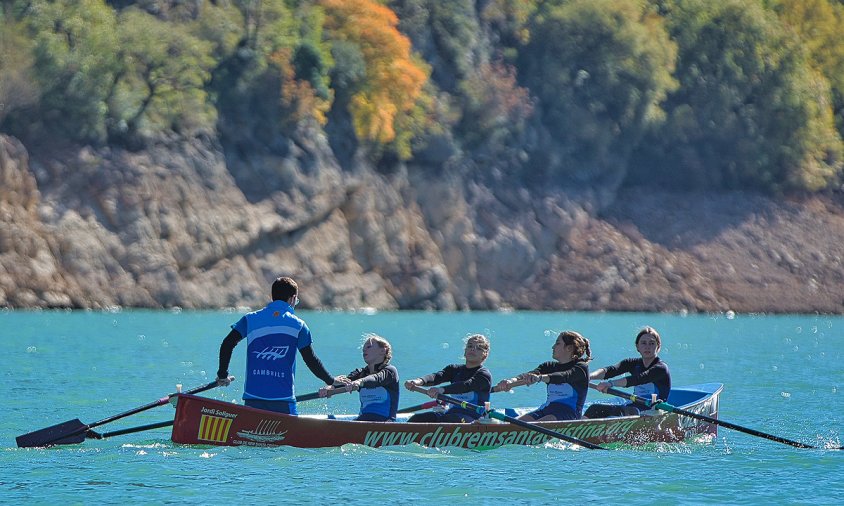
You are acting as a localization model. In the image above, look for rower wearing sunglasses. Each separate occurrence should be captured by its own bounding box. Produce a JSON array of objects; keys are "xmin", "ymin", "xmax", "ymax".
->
[{"xmin": 404, "ymin": 334, "xmax": 493, "ymax": 423}]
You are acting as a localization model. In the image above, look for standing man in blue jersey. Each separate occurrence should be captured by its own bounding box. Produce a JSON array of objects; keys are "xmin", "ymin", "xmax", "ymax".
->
[{"xmin": 216, "ymin": 276, "xmax": 335, "ymax": 415}]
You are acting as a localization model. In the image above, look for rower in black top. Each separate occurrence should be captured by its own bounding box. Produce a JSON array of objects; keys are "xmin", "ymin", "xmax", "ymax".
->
[
  {"xmin": 496, "ymin": 330, "xmax": 592, "ymax": 421},
  {"xmin": 585, "ymin": 326, "xmax": 671, "ymax": 418},
  {"xmin": 404, "ymin": 334, "xmax": 492, "ymax": 423},
  {"xmin": 320, "ymin": 334, "xmax": 400, "ymax": 421}
]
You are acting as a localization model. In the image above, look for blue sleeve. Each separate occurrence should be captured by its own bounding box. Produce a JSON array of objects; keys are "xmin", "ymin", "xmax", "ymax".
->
[
  {"xmin": 297, "ymin": 322, "xmax": 313, "ymax": 350},
  {"xmin": 232, "ymin": 315, "xmax": 248, "ymax": 337}
]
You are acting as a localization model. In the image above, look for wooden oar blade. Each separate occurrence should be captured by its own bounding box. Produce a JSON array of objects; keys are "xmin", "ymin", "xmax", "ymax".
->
[{"xmin": 16, "ymin": 419, "xmax": 88, "ymax": 448}]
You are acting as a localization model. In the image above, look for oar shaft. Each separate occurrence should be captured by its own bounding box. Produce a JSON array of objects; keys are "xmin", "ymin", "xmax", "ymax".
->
[
  {"xmin": 398, "ymin": 400, "xmax": 439, "ymax": 414},
  {"xmin": 409, "ymin": 385, "xmax": 604, "ymax": 450},
  {"xmin": 296, "ymin": 391, "xmax": 322, "ymax": 402},
  {"xmin": 88, "ymin": 380, "xmax": 219, "ymax": 430},
  {"xmin": 591, "ymin": 383, "xmax": 816, "ymax": 449},
  {"xmin": 99, "ymin": 420, "xmax": 175, "ymax": 438},
  {"xmin": 16, "ymin": 380, "xmax": 224, "ymax": 448},
  {"xmin": 295, "ymin": 384, "xmax": 354, "ymax": 402}
]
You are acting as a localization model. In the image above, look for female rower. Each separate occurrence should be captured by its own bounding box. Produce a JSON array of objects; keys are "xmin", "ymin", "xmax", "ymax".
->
[
  {"xmin": 404, "ymin": 334, "xmax": 492, "ymax": 423},
  {"xmin": 495, "ymin": 330, "xmax": 591, "ymax": 421},
  {"xmin": 319, "ymin": 334, "xmax": 399, "ymax": 421},
  {"xmin": 584, "ymin": 326, "xmax": 671, "ymax": 418}
]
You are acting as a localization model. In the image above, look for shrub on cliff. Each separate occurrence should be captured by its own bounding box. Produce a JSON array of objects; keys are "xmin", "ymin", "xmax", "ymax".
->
[
  {"xmin": 516, "ymin": 0, "xmax": 678, "ymax": 188},
  {"xmin": 627, "ymin": 0, "xmax": 843, "ymax": 193}
]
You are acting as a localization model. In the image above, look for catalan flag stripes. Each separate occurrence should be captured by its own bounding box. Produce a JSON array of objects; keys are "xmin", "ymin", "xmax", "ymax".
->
[{"xmin": 198, "ymin": 415, "xmax": 233, "ymax": 443}]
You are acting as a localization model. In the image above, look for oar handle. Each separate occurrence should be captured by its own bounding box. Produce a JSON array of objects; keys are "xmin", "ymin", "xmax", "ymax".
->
[
  {"xmin": 323, "ymin": 384, "xmax": 355, "ymax": 398},
  {"xmin": 492, "ymin": 377, "xmax": 532, "ymax": 392},
  {"xmin": 295, "ymin": 384, "xmax": 354, "ymax": 402},
  {"xmin": 409, "ymin": 385, "xmax": 604, "ymax": 450}
]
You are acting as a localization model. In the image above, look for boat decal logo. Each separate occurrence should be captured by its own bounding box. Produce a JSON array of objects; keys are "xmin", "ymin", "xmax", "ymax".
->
[
  {"xmin": 198, "ymin": 414, "xmax": 233, "ymax": 443},
  {"xmin": 236, "ymin": 419, "xmax": 288, "ymax": 443},
  {"xmin": 252, "ymin": 346, "xmax": 290, "ymax": 361},
  {"xmin": 361, "ymin": 420, "xmax": 644, "ymax": 449},
  {"xmin": 678, "ymin": 397, "xmax": 718, "ymax": 438},
  {"xmin": 201, "ymin": 407, "xmax": 238, "ymax": 419}
]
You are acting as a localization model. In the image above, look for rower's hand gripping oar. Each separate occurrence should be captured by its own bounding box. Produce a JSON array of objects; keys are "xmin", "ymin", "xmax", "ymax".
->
[
  {"xmin": 398, "ymin": 378, "xmax": 533, "ymax": 415},
  {"xmin": 589, "ymin": 383, "xmax": 837, "ymax": 450},
  {"xmin": 16, "ymin": 379, "xmax": 228, "ymax": 448},
  {"xmin": 398, "ymin": 379, "xmax": 529, "ymax": 414},
  {"xmin": 409, "ymin": 385, "xmax": 604, "ymax": 450},
  {"xmin": 398, "ymin": 378, "xmax": 536, "ymax": 417},
  {"xmin": 397, "ymin": 378, "xmax": 533, "ymax": 415}
]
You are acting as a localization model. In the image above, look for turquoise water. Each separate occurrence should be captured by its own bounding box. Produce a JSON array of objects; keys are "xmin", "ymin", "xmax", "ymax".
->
[{"xmin": 2, "ymin": 309, "xmax": 842, "ymax": 504}]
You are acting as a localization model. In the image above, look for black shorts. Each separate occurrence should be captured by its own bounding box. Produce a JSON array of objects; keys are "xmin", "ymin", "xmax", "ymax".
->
[
  {"xmin": 524, "ymin": 402, "xmax": 578, "ymax": 421},
  {"xmin": 583, "ymin": 403, "xmax": 640, "ymax": 419}
]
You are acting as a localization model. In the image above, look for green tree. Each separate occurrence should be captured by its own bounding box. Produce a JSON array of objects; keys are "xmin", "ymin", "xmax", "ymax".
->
[
  {"xmin": 631, "ymin": 0, "xmax": 842, "ymax": 192},
  {"xmin": 23, "ymin": 0, "xmax": 121, "ymax": 143},
  {"xmin": 518, "ymin": 0, "xmax": 677, "ymax": 188},
  {"xmin": 770, "ymin": 0, "xmax": 844, "ymax": 141},
  {"xmin": 0, "ymin": 16, "xmax": 38, "ymax": 126},
  {"xmin": 108, "ymin": 7, "xmax": 215, "ymax": 147}
]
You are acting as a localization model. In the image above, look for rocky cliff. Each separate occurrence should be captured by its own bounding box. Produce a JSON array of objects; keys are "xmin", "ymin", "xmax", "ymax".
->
[{"xmin": 1, "ymin": 132, "xmax": 842, "ymax": 313}]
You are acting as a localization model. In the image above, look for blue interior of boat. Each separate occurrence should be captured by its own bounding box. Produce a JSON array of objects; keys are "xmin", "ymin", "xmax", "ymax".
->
[{"xmin": 307, "ymin": 383, "xmax": 723, "ymax": 422}]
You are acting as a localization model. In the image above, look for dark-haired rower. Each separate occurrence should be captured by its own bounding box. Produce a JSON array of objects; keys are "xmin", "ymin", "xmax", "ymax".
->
[{"xmin": 584, "ymin": 326, "xmax": 671, "ymax": 418}]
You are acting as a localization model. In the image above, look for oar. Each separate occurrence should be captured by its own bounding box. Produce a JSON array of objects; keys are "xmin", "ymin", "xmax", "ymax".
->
[
  {"xmin": 408, "ymin": 385, "xmax": 604, "ymax": 450},
  {"xmin": 296, "ymin": 391, "xmax": 324, "ymax": 402},
  {"xmin": 92, "ymin": 420, "xmax": 175, "ymax": 439},
  {"xmin": 397, "ymin": 378, "xmax": 530, "ymax": 415},
  {"xmin": 589, "ymin": 383, "xmax": 833, "ymax": 450},
  {"xmin": 492, "ymin": 377, "xmax": 532, "ymax": 392},
  {"xmin": 398, "ymin": 400, "xmax": 440, "ymax": 414},
  {"xmin": 397, "ymin": 378, "xmax": 533, "ymax": 415},
  {"xmin": 16, "ymin": 380, "xmax": 224, "ymax": 448},
  {"xmin": 91, "ymin": 388, "xmax": 329, "ymax": 440}
]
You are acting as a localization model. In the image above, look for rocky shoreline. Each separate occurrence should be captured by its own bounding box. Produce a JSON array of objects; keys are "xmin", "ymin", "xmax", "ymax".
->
[{"xmin": 1, "ymin": 133, "xmax": 842, "ymax": 314}]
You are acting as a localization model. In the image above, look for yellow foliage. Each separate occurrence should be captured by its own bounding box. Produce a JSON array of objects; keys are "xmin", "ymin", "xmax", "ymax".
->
[
  {"xmin": 774, "ymin": 0, "xmax": 844, "ymax": 90},
  {"xmin": 321, "ymin": 0, "xmax": 429, "ymax": 147}
]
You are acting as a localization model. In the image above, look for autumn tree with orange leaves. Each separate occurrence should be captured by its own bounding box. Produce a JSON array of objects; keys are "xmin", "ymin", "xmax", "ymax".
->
[{"xmin": 320, "ymin": 0, "xmax": 430, "ymax": 158}]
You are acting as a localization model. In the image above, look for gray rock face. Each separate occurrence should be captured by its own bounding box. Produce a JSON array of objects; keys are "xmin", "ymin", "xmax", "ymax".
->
[{"xmin": 1, "ymin": 133, "xmax": 842, "ymax": 313}]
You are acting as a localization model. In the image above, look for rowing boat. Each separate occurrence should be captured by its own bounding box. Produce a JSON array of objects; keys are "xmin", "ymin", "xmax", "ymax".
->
[{"xmin": 169, "ymin": 383, "xmax": 722, "ymax": 449}]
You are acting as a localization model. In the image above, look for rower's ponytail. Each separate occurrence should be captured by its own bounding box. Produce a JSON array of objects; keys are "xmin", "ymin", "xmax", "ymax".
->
[{"xmin": 559, "ymin": 330, "xmax": 592, "ymax": 362}]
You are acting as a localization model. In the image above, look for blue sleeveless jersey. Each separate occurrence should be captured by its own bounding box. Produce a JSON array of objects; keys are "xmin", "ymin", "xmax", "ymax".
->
[{"xmin": 232, "ymin": 300, "xmax": 312, "ymax": 401}]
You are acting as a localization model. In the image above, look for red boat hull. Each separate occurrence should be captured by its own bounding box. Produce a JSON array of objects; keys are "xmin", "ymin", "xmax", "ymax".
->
[{"xmin": 171, "ymin": 384, "xmax": 721, "ymax": 449}]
